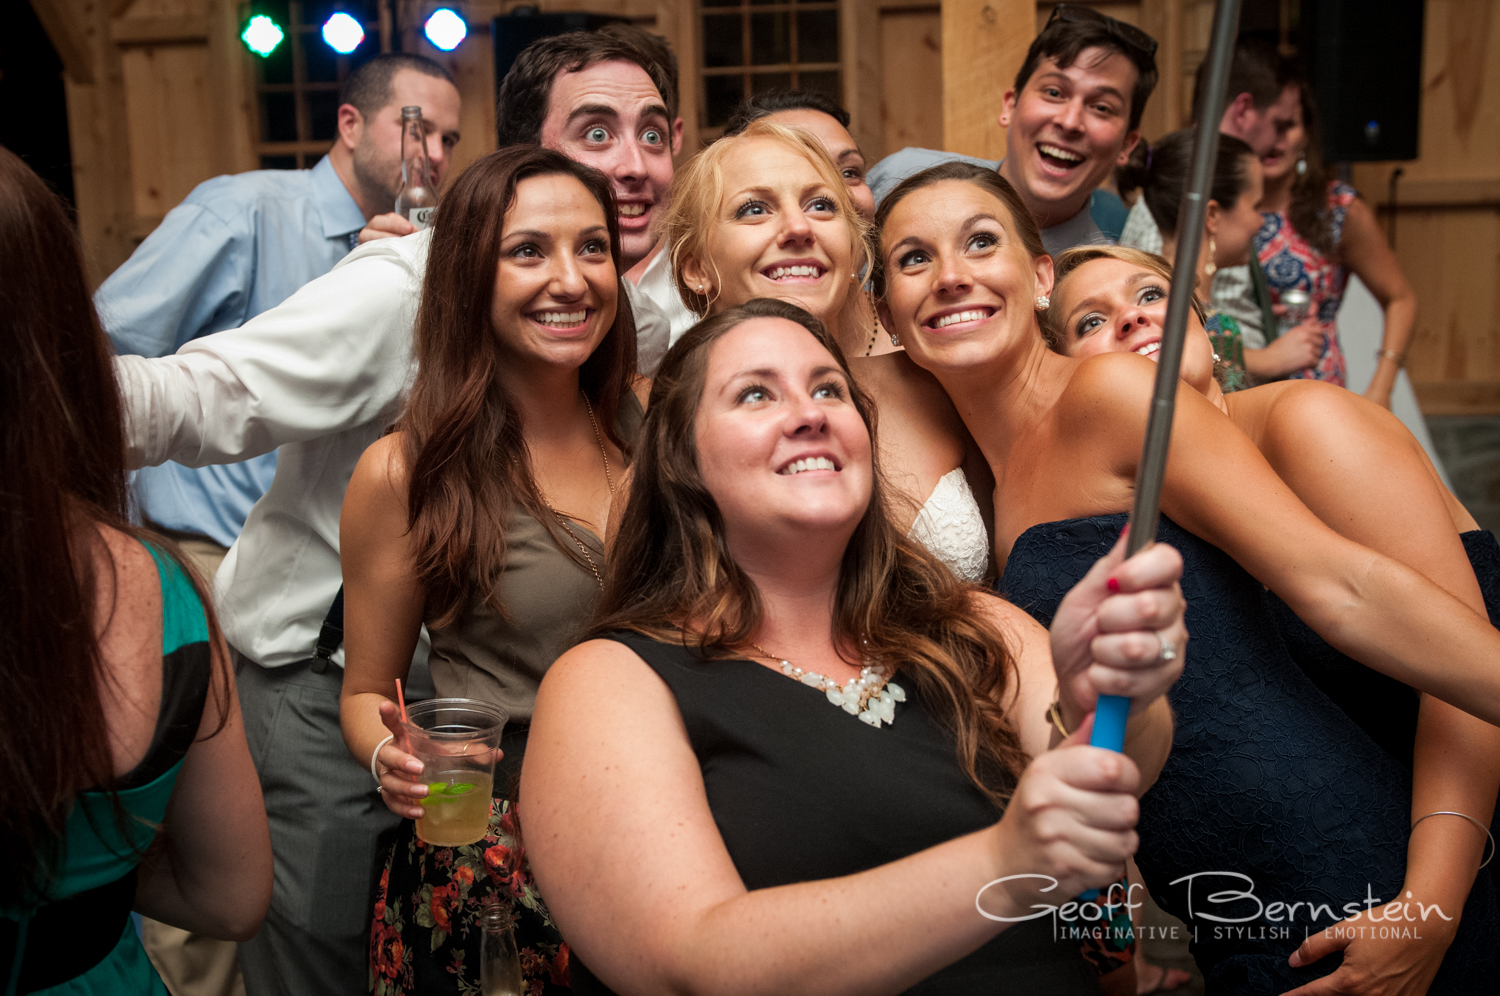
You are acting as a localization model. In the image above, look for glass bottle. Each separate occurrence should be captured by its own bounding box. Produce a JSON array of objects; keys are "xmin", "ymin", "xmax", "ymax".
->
[
  {"xmin": 479, "ymin": 899, "xmax": 523, "ymax": 996},
  {"xmin": 395, "ymin": 105, "xmax": 438, "ymax": 229}
]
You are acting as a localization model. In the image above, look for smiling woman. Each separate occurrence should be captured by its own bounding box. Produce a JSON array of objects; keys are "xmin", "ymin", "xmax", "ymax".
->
[
  {"xmin": 337, "ymin": 145, "xmax": 643, "ymax": 996},
  {"xmin": 663, "ymin": 119, "xmax": 995, "ymax": 582},
  {"xmin": 520, "ymin": 297, "xmax": 1188, "ymax": 996}
]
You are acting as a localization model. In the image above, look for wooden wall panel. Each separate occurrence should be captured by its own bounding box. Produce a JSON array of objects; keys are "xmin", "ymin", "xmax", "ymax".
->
[
  {"xmin": 120, "ymin": 44, "xmax": 216, "ymax": 219},
  {"xmin": 407, "ymin": 27, "xmax": 499, "ymax": 184},
  {"xmin": 879, "ymin": 7, "xmax": 942, "ymax": 157},
  {"xmin": 941, "ymin": 0, "xmax": 1033, "ymax": 159}
]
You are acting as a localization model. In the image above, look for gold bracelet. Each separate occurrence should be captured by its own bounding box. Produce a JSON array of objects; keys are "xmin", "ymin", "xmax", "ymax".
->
[
  {"xmin": 1411, "ymin": 810, "xmax": 1495, "ymax": 869},
  {"xmin": 1046, "ymin": 699, "xmax": 1071, "ymax": 739},
  {"xmin": 1376, "ymin": 348, "xmax": 1405, "ymax": 366}
]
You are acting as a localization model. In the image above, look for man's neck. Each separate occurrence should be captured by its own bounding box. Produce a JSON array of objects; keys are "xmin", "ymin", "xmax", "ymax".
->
[
  {"xmin": 326, "ymin": 143, "xmax": 383, "ymax": 222},
  {"xmin": 997, "ymin": 159, "xmax": 1089, "ymax": 232},
  {"xmin": 623, "ymin": 239, "xmax": 662, "ymax": 284}
]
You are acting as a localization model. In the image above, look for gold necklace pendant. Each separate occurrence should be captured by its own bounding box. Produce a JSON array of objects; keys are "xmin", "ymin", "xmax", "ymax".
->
[{"xmin": 542, "ymin": 392, "xmax": 616, "ymax": 591}]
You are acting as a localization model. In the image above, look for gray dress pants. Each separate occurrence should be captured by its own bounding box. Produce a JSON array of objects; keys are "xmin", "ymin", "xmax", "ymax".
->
[{"xmin": 235, "ymin": 653, "xmax": 432, "ymax": 995}]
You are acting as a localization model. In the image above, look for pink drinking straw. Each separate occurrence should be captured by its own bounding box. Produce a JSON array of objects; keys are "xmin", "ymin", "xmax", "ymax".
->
[{"xmin": 395, "ymin": 677, "xmax": 410, "ymax": 727}]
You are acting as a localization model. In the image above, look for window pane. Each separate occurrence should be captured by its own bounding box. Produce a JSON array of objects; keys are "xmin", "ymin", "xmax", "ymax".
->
[
  {"xmin": 704, "ymin": 74, "xmax": 744, "ymax": 127},
  {"xmin": 750, "ymin": 12, "xmax": 791, "ymax": 65},
  {"xmin": 259, "ymin": 38, "xmax": 294, "ymax": 85},
  {"xmin": 796, "ymin": 10, "xmax": 839, "ymax": 64},
  {"xmin": 750, "ymin": 71, "xmax": 792, "ymax": 95},
  {"xmin": 702, "ymin": 13, "xmax": 743, "ymax": 69},
  {"xmin": 260, "ymin": 154, "xmax": 298, "ymax": 170},
  {"xmin": 701, "ymin": 0, "xmax": 737, "ymax": 8},
  {"xmin": 262, "ymin": 92, "xmax": 299, "ymax": 142},
  {"xmin": 304, "ymin": 32, "xmax": 339, "ymax": 82},
  {"xmin": 797, "ymin": 70, "xmax": 840, "ymax": 102},
  {"xmin": 307, "ymin": 90, "xmax": 339, "ymax": 140}
]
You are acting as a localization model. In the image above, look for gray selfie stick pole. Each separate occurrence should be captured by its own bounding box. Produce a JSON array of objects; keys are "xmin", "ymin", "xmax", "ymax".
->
[{"xmin": 1090, "ymin": 0, "xmax": 1243, "ymax": 755}]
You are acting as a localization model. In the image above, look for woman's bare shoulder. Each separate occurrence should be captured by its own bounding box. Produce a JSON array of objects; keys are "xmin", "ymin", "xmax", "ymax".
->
[{"xmin": 347, "ymin": 431, "xmax": 412, "ymax": 508}]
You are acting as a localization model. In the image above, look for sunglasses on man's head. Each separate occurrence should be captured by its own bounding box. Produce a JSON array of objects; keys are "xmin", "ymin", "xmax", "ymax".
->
[{"xmin": 1045, "ymin": 4, "xmax": 1160, "ymax": 59}]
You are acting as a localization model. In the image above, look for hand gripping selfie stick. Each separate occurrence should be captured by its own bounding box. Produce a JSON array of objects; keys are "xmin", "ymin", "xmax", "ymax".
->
[{"xmin": 1089, "ymin": 0, "xmax": 1242, "ymax": 755}]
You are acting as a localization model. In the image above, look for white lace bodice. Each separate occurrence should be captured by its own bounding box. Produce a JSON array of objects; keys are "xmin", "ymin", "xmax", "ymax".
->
[{"xmin": 906, "ymin": 468, "xmax": 989, "ymax": 582}]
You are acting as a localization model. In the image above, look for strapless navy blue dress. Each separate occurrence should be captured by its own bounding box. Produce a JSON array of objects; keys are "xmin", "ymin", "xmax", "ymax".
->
[{"xmin": 1000, "ymin": 514, "xmax": 1499, "ymax": 993}]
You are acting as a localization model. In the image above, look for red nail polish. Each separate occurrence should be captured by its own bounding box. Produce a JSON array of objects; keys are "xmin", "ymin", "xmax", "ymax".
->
[
  {"xmin": 1106, "ymin": 577, "xmax": 1120, "ymax": 593},
  {"xmin": 1120, "ymin": 524, "xmax": 1130, "ymax": 539}
]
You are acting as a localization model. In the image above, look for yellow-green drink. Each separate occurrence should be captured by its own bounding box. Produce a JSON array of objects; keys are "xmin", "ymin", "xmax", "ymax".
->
[{"xmin": 402, "ymin": 698, "xmax": 507, "ymax": 847}]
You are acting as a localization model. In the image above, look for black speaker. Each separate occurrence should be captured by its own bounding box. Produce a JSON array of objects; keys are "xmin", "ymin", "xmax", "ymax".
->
[
  {"xmin": 492, "ymin": 9, "xmax": 632, "ymax": 98},
  {"xmin": 1299, "ymin": 0, "xmax": 1426, "ymax": 162}
]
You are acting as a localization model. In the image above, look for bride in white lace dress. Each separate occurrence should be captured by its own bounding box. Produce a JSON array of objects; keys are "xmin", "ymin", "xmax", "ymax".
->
[{"xmin": 663, "ymin": 120, "xmax": 992, "ymax": 581}]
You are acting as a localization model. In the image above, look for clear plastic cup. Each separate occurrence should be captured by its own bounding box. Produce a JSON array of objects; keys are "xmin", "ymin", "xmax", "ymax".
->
[{"xmin": 402, "ymin": 698, "xmax": 507, "ymax": 847}]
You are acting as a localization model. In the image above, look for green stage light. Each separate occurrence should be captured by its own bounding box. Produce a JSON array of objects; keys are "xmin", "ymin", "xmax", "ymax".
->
[{"xmin": 242, "ymin": 14, "xmax": 285, "ymax": 57}]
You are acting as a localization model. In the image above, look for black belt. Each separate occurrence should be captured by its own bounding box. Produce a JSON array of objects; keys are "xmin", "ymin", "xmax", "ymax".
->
[{"xmin": 2, "ymin": 869, "xmax": 137, "ymax": 994}]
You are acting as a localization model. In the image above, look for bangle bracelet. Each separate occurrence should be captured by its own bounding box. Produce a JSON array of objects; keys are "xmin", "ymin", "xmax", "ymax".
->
[
  {"xmin": 370, "ymin": 734, "xmax": 395, "ymax": 788},
  {"xmin": 1411, "ymin": 810, "xmax": 1495, "ymax": 869},
  {"xmin": 1046, "ymin": 699, "xmax": 1071, "ymax": 739},
  {"xmin": 1376, "ymin": 348, "xmax": 1405, "ymax": 366}
]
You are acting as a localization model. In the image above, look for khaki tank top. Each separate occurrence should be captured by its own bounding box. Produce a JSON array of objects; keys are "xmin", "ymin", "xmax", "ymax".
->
[{"xmin": 425, "ymin": 392, "xmax": 643, "ymax": 723}]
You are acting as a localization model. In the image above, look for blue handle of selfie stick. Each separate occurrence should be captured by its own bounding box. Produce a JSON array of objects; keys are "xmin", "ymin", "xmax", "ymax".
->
[
  {"xmin": 1076, "ymin": 694, "xmax": 1130, "ymax": 901},
  {"xmin": 1090, "ymin": 694, "xmax": 1130, "ymax": 752}
]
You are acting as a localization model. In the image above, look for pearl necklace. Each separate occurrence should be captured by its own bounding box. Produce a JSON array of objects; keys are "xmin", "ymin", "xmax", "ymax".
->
[{"xmin": 749, "ymin": 642, "xmax": 906, "ymax": 728}]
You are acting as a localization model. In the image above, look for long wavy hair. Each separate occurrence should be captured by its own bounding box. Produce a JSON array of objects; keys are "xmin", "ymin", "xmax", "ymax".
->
[
  {"xmin": 592, "ymin": 298, "xmax": 1029, "ymax": 803},
  {"xmin": 400, "ymin": 146, "xmax": 637, "ymax": 627},
  {"xmin": 662, "ymin": 119, "xmax": 873, "ymax": 318},
  {"xmin": 1284, "ymin": 80, "xmax": 1337, "ymax": 258},
  {"xmin": 0, "ymin": 147, "xmax": 229, "ymax": 906}
]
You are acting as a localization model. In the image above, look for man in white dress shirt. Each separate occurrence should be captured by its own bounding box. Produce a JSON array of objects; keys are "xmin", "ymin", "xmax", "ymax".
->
[{"xmin": 115, "ymin": 25, "xmax": 688, "ymax": 996}]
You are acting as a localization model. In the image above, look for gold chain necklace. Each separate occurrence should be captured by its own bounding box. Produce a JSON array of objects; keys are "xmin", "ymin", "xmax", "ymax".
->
[
  {"xmin": 543, "ymin": 393, "xmax": 614, "ymax": 590},
  {"xmin": 747, "ymin": 641, "xmax": 905, "ymax": 728}
]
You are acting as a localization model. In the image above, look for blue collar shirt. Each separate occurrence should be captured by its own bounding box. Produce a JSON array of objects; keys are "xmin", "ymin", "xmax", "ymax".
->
[{"xmin": 97, "ymin": 156, "xmax": 368, "ymax": 547}]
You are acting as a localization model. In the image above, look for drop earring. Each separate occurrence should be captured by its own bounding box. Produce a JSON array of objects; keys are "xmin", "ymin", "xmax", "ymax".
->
[
  {"xmin": 1295, "ymin": 157, "xmax": 1308, "ymax": 177},
  {"xmin": 1204, "ymin": 236, "xmax": 1217, "ymax": 278},
  {"xmin": 1035, "ymin": 295, "xmax": 1050, "ymax": 310}
]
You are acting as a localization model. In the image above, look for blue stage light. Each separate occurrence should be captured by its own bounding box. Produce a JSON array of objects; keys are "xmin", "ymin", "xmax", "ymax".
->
[
  {"xmin": 322, "ymin": 12, "xmax": 365, "ymax": 54},
  {"xmin": 424, "ymin": 8, "xmax": 467, "ymax": 51}
]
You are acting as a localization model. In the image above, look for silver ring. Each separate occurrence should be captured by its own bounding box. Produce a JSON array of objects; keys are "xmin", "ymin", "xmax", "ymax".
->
[{"xmin": 1156, "ymin": 633, "xmax": 1177, "ymax": 664}]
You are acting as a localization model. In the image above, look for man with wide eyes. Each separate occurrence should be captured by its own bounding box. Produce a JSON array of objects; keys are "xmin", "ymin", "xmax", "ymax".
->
[
  {"xmin": 867, "ymin": 4, "xmax": 1158, "ymax": 256},
  {"xmin": 109, "ymin": 24, "xmax": 688, "ymax": 996}
]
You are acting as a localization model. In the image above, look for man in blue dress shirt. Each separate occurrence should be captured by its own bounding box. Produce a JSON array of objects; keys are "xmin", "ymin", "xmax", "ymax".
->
[
  {"xmin": 93, "ymin": 51, "xmax": 461, "ymax": 996},
  {"xmin": 97, "ymin": 52, "xmax": 461, "ymax": 577}
]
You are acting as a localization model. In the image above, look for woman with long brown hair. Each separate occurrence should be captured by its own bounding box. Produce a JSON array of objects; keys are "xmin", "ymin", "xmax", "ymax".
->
[
  {"xmin": 339, "ymin": 145, "xmax": 642, "ymax": 994},
  {"xmin": 875, "ymin": 161, "xmax": 1500, "ymax": 993},
  {"xmin": 0, "ymin": 147, "xmax": 270, "ymax": 991},
  {"xmin": 521, "ymin": 297, "xmax": 1190, "ymax": 994}
]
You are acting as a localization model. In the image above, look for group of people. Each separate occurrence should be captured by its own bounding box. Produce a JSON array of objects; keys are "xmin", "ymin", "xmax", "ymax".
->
[{"xmin": 6, "ymin": 7, "xmax": 1495, "ymax": 996}]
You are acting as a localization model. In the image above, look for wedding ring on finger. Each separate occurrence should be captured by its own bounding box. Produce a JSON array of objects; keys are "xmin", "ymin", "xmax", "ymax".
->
[{"xmin": 1156, "ymin": 633, "xmax": 1178, "ymax": 665}]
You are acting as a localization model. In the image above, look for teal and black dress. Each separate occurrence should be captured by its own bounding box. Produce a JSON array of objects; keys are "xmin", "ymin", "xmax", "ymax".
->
[{"xmin": 1, "ymin": 544, "xmax": 212, "ymax": 995}]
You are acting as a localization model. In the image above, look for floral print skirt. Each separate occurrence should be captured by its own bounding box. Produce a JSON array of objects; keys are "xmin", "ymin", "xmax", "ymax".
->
[{"xmin": 370, "ymin": 800, "xmax": 571, "ymax": 995}]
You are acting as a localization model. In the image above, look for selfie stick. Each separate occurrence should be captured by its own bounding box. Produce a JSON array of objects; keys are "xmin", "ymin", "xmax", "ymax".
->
[{"xmin": 1089, "ymin": 0, "xmax": 1242, "ymax": 754}]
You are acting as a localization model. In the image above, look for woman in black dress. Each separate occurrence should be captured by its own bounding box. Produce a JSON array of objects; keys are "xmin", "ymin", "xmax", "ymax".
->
[{"xmin": 520, "ymin": 297, "xmax": 1190, "ymax": 995}]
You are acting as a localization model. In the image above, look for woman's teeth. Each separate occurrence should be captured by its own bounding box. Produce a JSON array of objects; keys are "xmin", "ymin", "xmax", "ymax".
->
[
  {"xmin": 766, "ymin": 265, "xmax": 824, "ymax": 280},
  {"xmin": 932, "ymin": 309, "xmax": 990, "ymax": 329},
  {"xmin": 533, "ymin": 310, "xmax": 587, "ymax": 326},
  {"xmin": 780, "ymin": 456, "xmax": 837, "ymax": 475},
  {"xmin": 1135, "ymin": 341, "xmax": 1161, "ymax": 359},
  {"xmin": 619, "ymin": 203, "xmax": 647, "ymax": 217}
]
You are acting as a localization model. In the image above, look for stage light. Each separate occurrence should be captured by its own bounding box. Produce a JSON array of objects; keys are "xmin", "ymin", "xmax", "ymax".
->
[
  {"xmin": 242, "ymin": 14, "xmax": 286, "ymax": 57},
  {"xmin": 423, "ymin": 8, "xmax": 466, "ymax": 51},
  {"xmin": 321, "ymin": 12, "xmax": 365, "ymax": 54}
]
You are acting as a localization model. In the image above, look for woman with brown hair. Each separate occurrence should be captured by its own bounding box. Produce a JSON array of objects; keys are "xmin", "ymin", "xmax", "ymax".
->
[
  {"xmin": 1048, "ymin": 243, "xmax": 1500, "ymax": 995},
  {"xmin": 521, "ymin": 297, "xmax": 1190, "ymax": 994},
  {"xmin": 0, "ymin": 147, "xmax": 271, "ymax": 991},
  {"xmin": 339, "ymin": 145, "xmax": 643, "ymax": 994},
  {"xmin": 662, "ymin": 120, "xmax": 993, "ymax": 582},
  {"xmin": 874, "ymin": 161, "xmax": 1500, "ymax": 993}
]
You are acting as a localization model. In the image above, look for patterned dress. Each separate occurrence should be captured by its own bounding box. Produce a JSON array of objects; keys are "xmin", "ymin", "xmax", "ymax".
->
[{"xmin": 1254, "ymin": 180, "xmax": 1358, "ymax": 386}]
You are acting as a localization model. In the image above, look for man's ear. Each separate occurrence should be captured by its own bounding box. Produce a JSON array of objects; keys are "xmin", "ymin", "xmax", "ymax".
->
[
  {"xmin": 1115, "ymin": 129, "xmax": 1142, "ymax": 167},
  {"xmin": 1222, "ymin": 91, "xmax": 1254, "ymax": 133},
  {"xmin": 998, "ymin": 88, "xmax": 1018, "ymax": 129},
  {"xmin": 337, "ymin": 103, "xmax": 365, "ymax": 152},
  {"xmin": 671, "ymin": 117, "xmax": 685, "ymax": 157}
]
